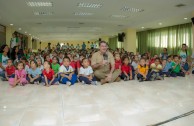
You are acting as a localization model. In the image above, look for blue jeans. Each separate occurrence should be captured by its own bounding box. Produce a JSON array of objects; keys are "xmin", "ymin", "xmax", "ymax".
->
[
  {"xmin": 0, "ymin": 71, "xmax": 5, "ymax": 78},
  {"xmin": 137, "ymin": 73, "xmax": 149, "ymax": 80},
  {"xmin": 170, "ymin": 72, "xmax": 185, "ymax": 77},
  {"xmin": 59, "ymin": 74, "xmax": 77, "ymax": 85},
  {"xmin": 42, "ymin": 77, "xmax": 59, "ymax": 85},
  {"xmin": 78, "ymin": 76, "xmax": 97, "ymax": 84}
]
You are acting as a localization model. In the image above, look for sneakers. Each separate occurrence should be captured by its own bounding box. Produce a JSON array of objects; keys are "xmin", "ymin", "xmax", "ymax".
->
[
  {"xmin": 54, "ymin": 81, "xmax": 59, "ymax": 85},
  {"xmin": 139, "ymin": 78, "xmax": 144, "ymax": 82},
  {"xmin": 124, "ymin": 76, "xmax": 129, "ymax": 81},
  {"xmin": 1, "ymin": 78, "xmax": 7, "ymax": 81},
  {"xmin": 156, "ymin": 76, "xmax": 164, "ymax": 80},
  {"xmin": 91, "ymin": 81, "xmax": 97, "ymax": 85},
  {"xmin": 34, "ymin": 81, "xmax": 39, "ymax": 85},
  {"xmin": 82, "ymin": 81, "xmax": 85, "ymax": 84},
  {"xmin": 66, "ymin": 81, "xmax": 72, "ymax": 86}
]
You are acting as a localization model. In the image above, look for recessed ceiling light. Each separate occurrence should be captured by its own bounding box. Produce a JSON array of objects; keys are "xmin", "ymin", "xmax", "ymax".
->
[
  {"xmin": 159, "ymin": 23, "xmax": 162, "ymax": 25},
  {"xmin": 78, "ymin": 3, "xmax": 102, "ymax": 8},
  {"xmin": 18, "ymin": 28, "xmax": 22, "ymax": 30},
  {"xmin": 74, "ymin": 12, "xmax": 93, "ymax": 16},
  {"xmin": 34, "ymin": 12, "xmax": 53, "ymax": 16},
  {"xmin": 29, "ymin": 34, "xmax": 31, "ymax": 35},
  {"xmin": 26, "ymin": 2, "xmax": 53, "ymax": 7},
  {"xmin": 121, "ymin": 6, "xmax": 144, "ymax": 12},
  {"xmin": 184, "ymin": 18, "xmax": 188, "ymax": 20},
  {"xmin": 141, "ymin": 27, "xmax": 145, "ymax": 29},
  {"xmin": 111, "ymin": 15, "xmax": 128, "ymax": 18},
  {"xmin": 10, "ymin": 24, "xmax": 13, "ymax": 26}
]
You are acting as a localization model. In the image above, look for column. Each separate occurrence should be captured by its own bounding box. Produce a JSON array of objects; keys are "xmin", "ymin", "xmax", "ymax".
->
[
  {"xmin": 101, "ymin": 36, "xmax": 109, "ymax": 43},
  {"xmin": 6, "ymin": 26, "xmax": 15, "ymax": 47},
  {"xmin": 27, "ymin": 36, "xmax": 32, "ymax": 49},
  {"xmin": 124, "ymin": 28, "xmax": 137, "ymax": 53}
]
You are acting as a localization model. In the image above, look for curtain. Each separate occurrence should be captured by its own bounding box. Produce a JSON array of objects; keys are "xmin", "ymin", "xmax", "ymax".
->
[
  {"xmin": 137, "ymin": 23, "xmax": 193, "ymax": 55},
  {"xmin": 109, "ymin": 36, "xmax": 118, "ymax": 50}
]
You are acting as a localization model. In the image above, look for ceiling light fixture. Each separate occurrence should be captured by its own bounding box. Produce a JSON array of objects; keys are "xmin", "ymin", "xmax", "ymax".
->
[
  {"xmin": 10, "ymin": 24, "xmax": 13, "ymax": 26},
  {"xmin": 121, "ymin": 6, "xmax": 144, "ymax": 12},
  {"xmin": 78, "ymin": 3, "xmax": 102, "ymax": 8},
  {"xmin": 141, "ymin": 27, "xmax": 145, "ymax": 29},
  {"xmin": 34, "ymin": 12, "xmax": 53, "ymax": 16},
  {"xmin": 111, "ymin": 15, "xmax": 128, "ymax": 18},
  {"xmin": 26, "ymin": 2, "xmax": 53, "ymax": 7},
  {"xmin": 25, "ymin": 31, "xmax": 27, "ymax": 33},
  {"xmin": 184, "ymin": 18, "xmax": 188, "ymax": 20},
  {"xmin": 18, "ymin": 28, "xmax": 22, "ymax": 30},
  {"xmin": 159, "ymin": 22, "xmax": 162, "ymax": 25},
  {"xmin": 74, "ymin": 12, "xmax": 93, "ymax": 16}
]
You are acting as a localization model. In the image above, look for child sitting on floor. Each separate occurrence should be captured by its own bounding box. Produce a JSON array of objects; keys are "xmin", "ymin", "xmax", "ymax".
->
[
  {"xmin": 59, "ymin": 57, "xmax": 77, "ymax": 86},
  {"xmin": 10, "ymin": 61, "xmax": 28, "ymax": 87},
  {"xmin": 27, "ymin": 60, "xmax": 42, "ymax": 84},
  {"xmin": 137, "ymin": 58, "xmax": 149, "ymax": 82},
  {"xmin": 114, "ymin": 53, "xmax": 122, "ymax": 70},
  {"xmin": 2, "ymin": 59, "xmax": 15, "ymax": 81},
  {"xmin": 149, "ymin": 58, "xmax": 163, "ymax": 81},
  {"xmin": 170, "ymin": 55, "xmax": 185, "ymax": 77},
  {"xmin": 42, "ymin": 61, "xmax": 59, "ymax": 87},
  {"xmin": 121, "ymin": 57, "xmax": 133, "ymax": 81},
  {"xmin": 79, "ymin": 58, "xmax": 97, "ymax": 85}
]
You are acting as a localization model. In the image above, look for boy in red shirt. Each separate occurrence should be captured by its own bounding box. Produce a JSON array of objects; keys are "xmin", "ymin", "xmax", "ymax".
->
[
  {"xmin": 121, "ymin": 57, "xmax": 133, "ymax": 81},
  {"xmin": 3, "ymin": 59, "xmax": 15, "ymax": 81}
]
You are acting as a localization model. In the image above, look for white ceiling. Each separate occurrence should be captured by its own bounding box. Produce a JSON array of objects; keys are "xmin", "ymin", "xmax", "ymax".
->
[{"xmin": 0, "ymin": 0, "xmax": 194, "ymax": 42}]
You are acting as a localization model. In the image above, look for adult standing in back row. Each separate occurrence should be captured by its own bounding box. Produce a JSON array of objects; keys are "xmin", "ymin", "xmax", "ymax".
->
[
  {"xmin": 82, "ymin": 42, "xmax": 86, "ymax": 50},
  {"xmin": 91, "ymin": 41, "xmax": 121, "ymax": 85}
]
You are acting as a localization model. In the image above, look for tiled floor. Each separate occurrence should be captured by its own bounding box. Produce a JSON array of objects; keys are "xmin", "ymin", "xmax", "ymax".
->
[{"xmin": 0, "ymin": 76, "xmax": 194, "ymax": 126}]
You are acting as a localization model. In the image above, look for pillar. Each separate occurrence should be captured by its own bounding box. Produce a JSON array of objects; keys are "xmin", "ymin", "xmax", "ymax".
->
[
  {"xmin": 6, "ymin": 26, "xmax": 15, "ymax": 47},
  {"xmin": 101, "ymin": 36, "xmax": 109, "ymax": 43},
  {"xmin": 124, "ymin": 28, "xmax": 137, "ymax": 53},
  {"xmin": 27, "ymin": 36, "xmax": 32, "ymax": 49}
]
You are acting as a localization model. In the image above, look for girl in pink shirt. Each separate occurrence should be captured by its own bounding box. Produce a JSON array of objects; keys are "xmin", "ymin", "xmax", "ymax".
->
[{"xmin": 9, "ymin": 61, "xmax": 28, "ymax": 87}]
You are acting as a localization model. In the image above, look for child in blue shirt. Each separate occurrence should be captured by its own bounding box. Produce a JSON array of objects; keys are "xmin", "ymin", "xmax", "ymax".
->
[{"xmin": 27, "ymin": 60, "xmax": 42, "ymax": 84}]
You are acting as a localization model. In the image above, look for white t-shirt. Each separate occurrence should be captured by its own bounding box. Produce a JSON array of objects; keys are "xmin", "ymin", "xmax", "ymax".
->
[
  {"xmin": 79, "ymin": 66, "xmax": 93, "ymax": 76},
  {"xmin": 11, "ymin": 38, "xmax": 17, "ymax": 48},
  {"xmin": 38, "ymin": 65, "xmax": 44, "ymax": 71},
  {"xmin": 131, "ymin": 61, "xmax": 138, "ymax": 70},
  {"xmin": 179, "ymin": 50, "xmax": 187, "ymax": 62},
  {"xmin": 59, "ymin": 65, "xmax": 74, "ymax": 73},
  {"xmin": 25, "ymin": 65, "xmax": 29, "ymax": 72}
]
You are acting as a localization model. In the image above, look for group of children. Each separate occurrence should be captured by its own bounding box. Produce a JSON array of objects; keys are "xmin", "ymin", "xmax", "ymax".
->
[{"xmin": 1, "ymin": 47, "xmax": 193, "ymax": 87}]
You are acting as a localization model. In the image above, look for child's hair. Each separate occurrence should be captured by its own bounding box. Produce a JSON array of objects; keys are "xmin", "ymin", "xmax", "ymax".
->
[
  {"xmin": 21, "ymin": 56, "xmax": 27, "ymax": 62},
  {"xmin": 167, "ymin": 55, "xmax": 171, "ymax": 59},
  {"xmin": 17, "ymin": 61, "xmax": 25, "ymax": 69},
  {"xmin": 44, "ymin": 61, "xmax": 52, "ymax": 68},
  {"xmin": 155, "ymin": 58, "xmax": 160, "ymax": 61},
  {"xmin": 173, "ymin": 55, "xmax": 179, "ymax": 59},
  {"xmin": 81, "ymin": 58, "xmax": 88, "ymax": 64},
  {"xmin": 122, "ymin": 56, "xmax": 129, "ymax": 64},
  {"xmin": 7, "ymin": 59, "xmax": 13, "ymax": 63},
  {"xmin": 36, "ymin": 58, "xmax": 42, "ymax": 64},
  {"xmin": 52, "ymin": 56, "xmax": 59, "ymax": 63},
  {"xmin": 139, "ymin": 58, "xmax": 146, "ymax": 67},
  {"xmin": 63, "ymin": 57, "xmax": 70, "ymax": 62},
  {"xmin": 30, "ymin": 60, "xmax": 38, "ymax": 67}
]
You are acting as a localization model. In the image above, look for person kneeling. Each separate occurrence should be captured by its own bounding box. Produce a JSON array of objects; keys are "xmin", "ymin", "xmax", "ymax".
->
[
  {"xmin": 58, "ymin": 57, "xmax": 77, "ymax": 86},
  {"xmin": 79, "ymin": 58, "xmax": 97, "ymax": 85}
]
